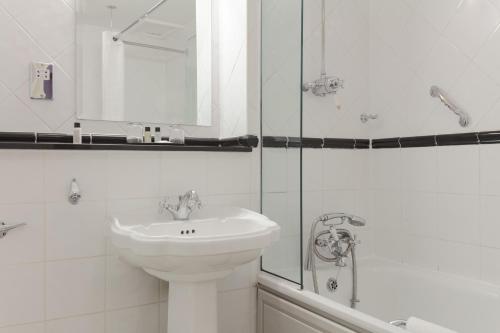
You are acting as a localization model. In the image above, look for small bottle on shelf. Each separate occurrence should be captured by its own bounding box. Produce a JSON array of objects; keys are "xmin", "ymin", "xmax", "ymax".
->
[
  {"xmin": 154, "ymin": 127, "xmax": 162, "ymax": 143},
  {"xmin": 73, "ymin": 122, "xmax": 82, "ymax": 144},
  {"xmin": 144, "ymin": 126, "xmax": 152, "ymax": 143}
]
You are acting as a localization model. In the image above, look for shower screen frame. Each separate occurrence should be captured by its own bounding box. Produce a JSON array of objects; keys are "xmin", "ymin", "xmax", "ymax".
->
[{"xmin": 260, "ymin": 0, "xmax": 305, "ymax": 289}]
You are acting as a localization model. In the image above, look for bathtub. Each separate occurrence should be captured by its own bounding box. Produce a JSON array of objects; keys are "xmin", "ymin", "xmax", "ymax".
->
[{"xmin": 258, "ymin": 257, "xmax": 500, "ymax": 333}]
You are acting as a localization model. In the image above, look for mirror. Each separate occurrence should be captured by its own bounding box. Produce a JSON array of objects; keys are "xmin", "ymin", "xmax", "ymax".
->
[{"xmin": 76, "ymin": 0, "xmax": 212, "ymax": 126}]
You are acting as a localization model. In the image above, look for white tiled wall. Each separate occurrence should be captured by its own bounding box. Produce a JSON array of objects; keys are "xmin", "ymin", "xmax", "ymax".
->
[
  {"xmin": 302, "ymin": 0, "xmax": 369, "ymax": 138},
  {"xmin": 368, "ymin": 145, "xmax": 500, "ymax": 285},
  {"xmin": 363, "ymin": 0, "xmax": 500, "ymax": 286},
  {"xmin": 368, "ymin": 0, "xmax": 500, "ymax": 137},
  {"xmin": 0, "ymin": 150, "xmax": 260, "ymax": 333}
]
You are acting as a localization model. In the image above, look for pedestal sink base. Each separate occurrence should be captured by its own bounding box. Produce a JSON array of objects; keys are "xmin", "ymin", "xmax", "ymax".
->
[{"xmin": 167, "ymin": 280, "xmax": 218, "ymax": 333}]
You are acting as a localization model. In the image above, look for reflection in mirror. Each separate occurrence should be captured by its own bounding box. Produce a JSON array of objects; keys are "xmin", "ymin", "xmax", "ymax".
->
[{"xmin": 77, "ymin": 0, "xmax": 212, "ymax": 126}]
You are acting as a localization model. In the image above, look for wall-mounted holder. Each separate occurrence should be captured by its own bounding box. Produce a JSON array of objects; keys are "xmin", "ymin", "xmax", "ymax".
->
[
  {"xmin": 68, "ymin": 178, "xmax": 81, "ymax": 205},
  {"xmin": 30, "ymin": 62, "xmax": 53, "ymax": 100},
  {"xmin": 360, "ymin": 113, "xmax": 378, "ymax": 123},
  {"xmin": 0, "ymin": 221, "xmax": 27, "ymax": 239}
]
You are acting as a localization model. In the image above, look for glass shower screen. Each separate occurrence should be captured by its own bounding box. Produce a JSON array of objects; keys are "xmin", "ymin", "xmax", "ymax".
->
[{"xmin": 260, "ymin": 0, "xmax": 303, "ymax": 285}]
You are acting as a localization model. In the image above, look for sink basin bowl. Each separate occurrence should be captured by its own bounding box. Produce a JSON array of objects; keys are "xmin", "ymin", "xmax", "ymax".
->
[
  {"xmin": 110, "ymin": 206, "xmax": 279, "ymax": 281},
  {"xmin": 109, "ymin": 206, "xmax": 280, "ymax": 333}
]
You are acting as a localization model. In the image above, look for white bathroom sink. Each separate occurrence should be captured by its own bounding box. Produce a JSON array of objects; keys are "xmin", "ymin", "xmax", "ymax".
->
[
  {"xmin": 110, "ymin": 206, "xmax": 279, "ymax": 333},
  {"xmin": 110, "ymin": 206, "xmax": 280, "ymax": 281}
]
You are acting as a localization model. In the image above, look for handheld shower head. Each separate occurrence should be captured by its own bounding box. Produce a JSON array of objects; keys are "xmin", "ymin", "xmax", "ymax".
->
[{"xmin": 345, "ymin": 215, "xmax": 366, "ymax": 227}]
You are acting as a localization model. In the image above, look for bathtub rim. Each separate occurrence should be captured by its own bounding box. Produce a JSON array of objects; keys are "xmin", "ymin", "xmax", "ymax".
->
[{"xmin": 258, "ymin": 271, "xmax": 403, "ymax": 333}]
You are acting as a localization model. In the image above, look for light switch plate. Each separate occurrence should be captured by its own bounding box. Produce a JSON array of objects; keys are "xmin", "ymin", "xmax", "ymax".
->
[{"xmin": 30, "ymin": 62, "xmax": 53, "ymax": 99}]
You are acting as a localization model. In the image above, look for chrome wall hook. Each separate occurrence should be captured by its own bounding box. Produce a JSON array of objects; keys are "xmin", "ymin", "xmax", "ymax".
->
[
  {"xmin": 0, "ymin": 221, "xmax": 27, "ymax": 239},
  {"xmin": 68, "ymin": 178, "xmax": 82, "ymax": 205}
]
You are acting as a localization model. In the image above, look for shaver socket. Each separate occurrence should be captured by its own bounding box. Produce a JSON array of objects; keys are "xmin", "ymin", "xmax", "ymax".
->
[{"xmin": 30, "ymin": 62, "xmax": 53, "ymax": 100}]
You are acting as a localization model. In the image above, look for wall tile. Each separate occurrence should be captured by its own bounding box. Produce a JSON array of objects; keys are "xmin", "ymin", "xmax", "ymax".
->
[
  {"xmin": 475, "ymin": 26, "xmax": 500, "ymax": 85},
  {"xmin": 369, "ymin": 149, "xmax": 402, "ymax": 190},
  {"xmin": 0, "ymin": 151, "xmax": 44, "ymax": 204},
  {"xmin": 46, "ymin": 201, "xmax": 106, "ymax": 260},
  {"xmin": 45, "ymin": 313, "xmax": 105, "ymax": 333},
  {"xmin": 302, "ymin": 149, "xmax": 323, "ymax": 191},
  {"xmin": 262, "ymin": 149, "xmax": 288, "ymax": 193},
  {"xmin": 46, "ymin": 257, "xmax": 105, "ymax": 319},
  {"xmin": 443, "ymin": 0, "xmax": 500, "ymax": 58},
  {"xmin": 0, "ymin": 203, "xmax": 44, "ymax": 264},
  {"xmin": 437, "ymin": 146, "xmax": 479, "ymax": 195},
  {"xmin": 204, "ymin": 193, "xmax": 251, "ymax": 209},
  {"xmin": 415, "ymin": 0, "xmax": 461, "ymax": 32},
  {"xmin": 107, "ymin": 152, "xmax": 161, "ymax": 200},
  {"xmin": 0, "ymin": 94, "xmax": 51, "ymax": 132},
  {"xmin": 323, "ymin": 150, "xmax": 362, "ymax": 190},
  {"xmin": 403, "ymin": 191, "xmax": 438, "ymax": 238},
  {"xmin": 160, "ymin": 152, "xmax": 207, "ymax": 196},
  {"xmin": 481, "ymin": 247, "xmax": 500, "ymax": 285},
  {"xmin": 405, "ymin": 236, "xmax": 440, "ymax": 271},
  {"xmin": 368, "ymin": 190, "xmax": 404, "ymax": 231},
  {"xmin": 105, "ymin": 304, "xmax": 160, "ymax": 333},
  {"xmin": 401, "ymin": 147, "xmax": 438, "ymax": 192},
  {"xmin": 0, "ymin": 7, "xmax": 50, "ymax": 92},
  {"xmin": 106, "ymin": 256, "xmax": 160, "ymax": 310},
  {"xmin": 218, "ymin": 288, "xmax": 256, "ymax": 333},
  {"xmin": 436, "ymin": 194, "xmax": 480, "ymax": 245},
  {"xmin": 438, "ymin": 241, "xmax": 481, "ymax": 279},
  {"xmin": 44, "ymin": 151, "xmax": 107, "ymax": 203},
  {"xmin": 206, "ymin": 153, "xmax": 251, "ymax": 194},
  {"xmin": 12, "ymin": 0, "xmax": 74, "ymax": 57},
  {"xmin": 479, "ymin": 196, "xmax": 500, "ymax": 249},
  {"xmin": 480, "ymin": 144, "xmax": 500, "ymax": 195},
  {"xmin": 217, "ymin": 260, "xmax": 259, "ymax": 292},
  {"xmin": 0, "ymin": 323, "xmax": 44, "ymax": 333},
  {"xmin": 0, "ymin": 263, "xmax": 44, "ymax": 327}
]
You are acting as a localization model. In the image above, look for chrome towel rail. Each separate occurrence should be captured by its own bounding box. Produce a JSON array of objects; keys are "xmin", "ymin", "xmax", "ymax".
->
[
  {"xmin": 0, "ymin": 222, "xmax": 26, "ymax": 239},
  {"xmin": 430, "ymin": 85, "xmax": 470, "ymax": 128}
]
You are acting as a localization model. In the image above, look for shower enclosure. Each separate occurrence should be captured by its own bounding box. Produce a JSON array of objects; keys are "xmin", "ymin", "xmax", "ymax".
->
[{"xmin": 261, "ymin": 0, "xmax": 500, "ymax": 332}]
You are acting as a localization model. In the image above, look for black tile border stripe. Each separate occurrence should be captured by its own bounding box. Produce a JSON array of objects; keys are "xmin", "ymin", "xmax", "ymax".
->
[
  {"xmin": 373, "ymin": 132, "xmax": 484, "ymax": 149},
  {"xmin": 0, "ymin": 132, "xmax": 258, "ymax": 152},
  {"xmin": 264, "ymin": 131, "xmax": 500, "ymax": 150},
  {"xmin": 262, "ymin": 136, "xmax": 370, "ymax": 149},
  {"xmin": 3, "ymin": 130, "xmax": 500, "ymax": 152}
]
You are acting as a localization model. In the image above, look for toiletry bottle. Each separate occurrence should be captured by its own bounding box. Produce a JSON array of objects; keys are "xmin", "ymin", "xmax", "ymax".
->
[
  {"xmin": 154, "ymin": 127, "xmax": 162, "ymax": 143},
  {"xmin": 73, "ymin": 122, "xmax": 82, "ymax": 144},
  {"xmin": 144, "ymin": 127, "xmax": 152, "ymax": 143}
]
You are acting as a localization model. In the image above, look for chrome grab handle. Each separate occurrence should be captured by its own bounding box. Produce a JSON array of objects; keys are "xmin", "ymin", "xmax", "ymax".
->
[
  {"xmin": 430, "ymin": 85, "xmax": 470, "ymax": 127},
  {"xmin": 0, "ymin": 221, "xmax": 27, "ymax": 239}
]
